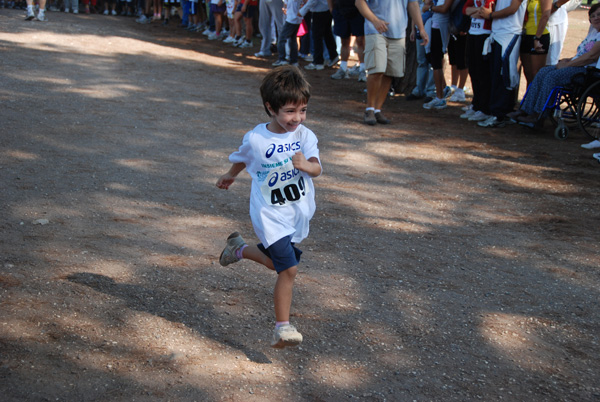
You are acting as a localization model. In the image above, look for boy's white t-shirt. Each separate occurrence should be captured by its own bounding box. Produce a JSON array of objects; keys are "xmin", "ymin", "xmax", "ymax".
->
[{"xmin": 229, "ymin": 123, "xmax": 320, "ymax": 248}]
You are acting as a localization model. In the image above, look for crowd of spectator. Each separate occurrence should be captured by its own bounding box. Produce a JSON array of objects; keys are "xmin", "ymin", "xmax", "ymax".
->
[{"xmin": 11, "ymin": 0, "xmax": 600, "ymax": 160}]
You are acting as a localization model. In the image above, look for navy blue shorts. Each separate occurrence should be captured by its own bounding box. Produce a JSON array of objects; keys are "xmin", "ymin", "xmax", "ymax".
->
[
  {"xmin": 258, "ymin": 235, "xmax": 302, "ymax": 273},
  {"xmin": 332, "ymin": 9, "xmax": 364, "ymax": 39},
  {"xmin": 236, "ymin": 3, "xmax": 256, "ymax": 18},
  {"xmin": 210, "ymin": 3, "xmax": 226, "ymax": 13}
]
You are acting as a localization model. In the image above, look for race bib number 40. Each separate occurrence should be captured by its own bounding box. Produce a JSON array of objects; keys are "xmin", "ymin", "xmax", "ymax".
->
[{"xmin": 260, "ymin": 164, "xmax": 308, "ymax": 207}]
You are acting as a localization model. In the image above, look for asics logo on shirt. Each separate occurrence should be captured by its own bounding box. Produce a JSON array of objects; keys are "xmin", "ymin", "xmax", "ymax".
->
[{"xmin": 265, "ymin": 141, "xmax": 302, "ymax": 158}]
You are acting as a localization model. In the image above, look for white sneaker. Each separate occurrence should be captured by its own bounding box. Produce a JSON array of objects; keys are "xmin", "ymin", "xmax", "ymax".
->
[
  {"xmin": 348, "ymin": 64, "xmax": 360, "ymax": 78},
  {"xmin": 202, "ymin": 28, "xmax": 212, "ymax": 36},
  {"xmin": 103, "ymin": 9, "xmax": 109, "ymax": 15},
  {"xmin": 449, "ymin": 88, "xmax": 466, "ymax": 102},
  {"xmin": 461, "ymin": 104, "xmax": 472, "ymax": 112},
  {"xmin": 477, "ymin": 116, "xmax": 506, "ymax": 127},
  {"xmin": 73, "ymin": 9, "xmax": 78, "ymax": 13},
  {"xmin": 423, "ymin": 98, "xmax": 447, "ymax": 110},
  {"xmin": 305, "ymin": 63, "xmax": 324, "ymax": 70},
  {"xmin": 460, "ymin": 109, "xmax": 475, "ymax": 119},
  {"xmin": 239, "ymin": 40, "xmax": 253, "ymax": 48},
  {"xmin": 35, "ymin": 12, "xmax": 47, "ymax": 21},
  {"xmin": 272, "ymin": 60, "xmax": 289, "ymax": 67},
  {"xmin": 299, "ymin": 53, "xmax": 312, "ymax": 62},
  {"xmin": 331, "ymin": 68, "xmax": 348, "ymax": 79},
  {"xmin": 111, "ymin": 9, "xmax": 117, "ymax": 15},
  {"xmin": 25, "ymin": 9, "xmax": 36, "ymax": 20},
  {"xmin": 326, "ymin": 55, "xmax": 340, "ymax": 67},
  {"xmin": 468, "ymin": 111, "xmax": 490, "ymax": 122},
  {"xmin": 271, "ymin": 324, "xmax": 303, "ymax": 348},
  {"xmin": 593, "ymin": 153, "xmax": 600, "ymax": 162},
  {"xmin": 207, "ymin": 32, "xmax": 220, "ymax": 40},
  {"xmin": 357, "ymin": 70, "xmax": 367, "ymax": 82},
  {"xmin": 63, "ymin": 7, "xmax": 69, "ymax": 12},
  {"xmin": 223, "ymin": 35, "xmax": 235, "ymax": 43},
  {"xmin": 581, "ymin": 140, "xmax": 600, "ymax": 149}
]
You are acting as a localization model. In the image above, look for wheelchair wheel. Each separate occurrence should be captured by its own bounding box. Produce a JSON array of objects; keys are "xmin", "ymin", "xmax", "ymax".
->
[
  {"xmin": 554, "ymin": 124, "xmax": 569, "ymax": 140},
  {"xmin": 577, "ymin": 80, "xmax": 600, "ymax": 140}
]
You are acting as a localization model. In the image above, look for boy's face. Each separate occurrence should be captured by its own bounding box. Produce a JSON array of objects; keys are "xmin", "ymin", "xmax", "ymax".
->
[{"xmin": 266, "ymin": 102, "xmax": 307, "ymax": 134}]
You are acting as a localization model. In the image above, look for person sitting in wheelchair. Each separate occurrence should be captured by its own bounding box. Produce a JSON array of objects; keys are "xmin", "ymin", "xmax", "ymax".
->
[{"xmin": 508, "ymin": 3, "xmax": 600, "ymax": 124}]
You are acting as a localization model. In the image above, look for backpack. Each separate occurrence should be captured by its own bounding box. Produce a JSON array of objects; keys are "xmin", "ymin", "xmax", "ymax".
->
[{"xmin": 449, "ymin": 0, "xmax": 471, "ymax": 36}]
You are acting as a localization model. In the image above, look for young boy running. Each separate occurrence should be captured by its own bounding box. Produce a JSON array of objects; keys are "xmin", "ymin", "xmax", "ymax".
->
[{"xmin": 216, "ymin": 65, "xmax": 322, "ymax": 349}]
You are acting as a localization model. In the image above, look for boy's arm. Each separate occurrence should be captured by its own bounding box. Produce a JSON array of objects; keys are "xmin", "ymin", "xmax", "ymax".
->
[
  {"xmin": 292, "ymin": 152, "xmax": 322, "ymax": 177},
  {"xmin": 216, "ymin": 162, "xmax": 246, "ymax": 190}
]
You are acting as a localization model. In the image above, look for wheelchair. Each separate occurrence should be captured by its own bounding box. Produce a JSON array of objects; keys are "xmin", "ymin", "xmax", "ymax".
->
[{"xmin": 518, "ymin": 66, "xmax": 600, "ymax": 140}]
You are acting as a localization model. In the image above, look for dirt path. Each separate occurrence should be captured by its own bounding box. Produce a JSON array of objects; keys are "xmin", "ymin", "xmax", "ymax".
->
[{"xmin": 1, "ymin": 7, "xmax": 599, "ymax": 401}]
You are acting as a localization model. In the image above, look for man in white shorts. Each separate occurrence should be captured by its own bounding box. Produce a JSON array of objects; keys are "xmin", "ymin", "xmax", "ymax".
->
[{"xmin": 355, "ymin": 0, "xmax": 428, "ymax": 125}]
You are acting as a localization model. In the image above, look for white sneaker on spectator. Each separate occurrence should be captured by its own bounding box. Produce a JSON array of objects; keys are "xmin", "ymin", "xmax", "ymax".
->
[
  {"xmin": 223, "ymin": 35, "xmax": 235, "ymax": 43},
  {"xmin": 477, "ymin": 116, "xmax": 506, "ymax": 127},
  {"xmin": 460, "ymin": 109, "xmax": 475, "ymax": 119},
  {"xmin": 468, "ymin": 111, "xmax": 490, "ymax": 121},
  {"xmin": 208, "ymin": 32, "xmax": 220, "ymax": 40},
  {"xmin": 202, "ymin": 28, "xmax": 212, "ymax": 36},
  {"xmin": 326, "ymin": 55, "xmax": 340, "ymax": 67},
  {"xmin": 581, "ymin": 140, "xmax": 600, "ymax": 149},
  {"xmin": 449, "ymin": 88, "xmax": 466, "ymax": 102},
  {"xmin": 233, "ymin": 36, "xmax": 245, "ymax": 46},
  {"xmin": 35, "ymin": 12, "xmax": 47, "ymax": 21},
  {"xmin": 443, "ymin": 86, "xmax": 452, "ymax": 98},
  {"xmin": 103, "ymin": 9, "xmax": 108, "ymax": 14},
  {"xmin": 272, "ymin": 60, "xmax": 289, "ymax": 67},
  {"xmin": 348, "ymin": 64, "xmax": 360, "ymax": 78},
  {"xmin": 461, "ymin": 104, "xmax": 473, "ymax": 112},
  {"xmin": 299, "ymin": 53, "xmax": 313, "ymax": 62},
  {"xmin": 64, "ymin": 7, "xmax": 69, "ymax": 12},
  {"xmin": 331, "ymin": 68, "xmax": 348, "ymax": 79},
  {"xmin": 239, "ymin": 40, "xmax": 253, "ymax": 48},
  {"xmin": 358, "ymin": 70, "xmax": 367, "ymax": 82},
  {"xmin": 423, "ymin": 98, "xmax": 447, "ymax": 110},
  {"xmin": 254, "ymin": 50, "xmax": 271, "ymax": 57},
  {"xmin": 305, "ymin": 63, "xmax": 324, "ymax": 70}
]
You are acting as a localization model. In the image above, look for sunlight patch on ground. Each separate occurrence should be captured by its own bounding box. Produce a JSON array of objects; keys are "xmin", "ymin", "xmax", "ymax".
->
[
  {"xmin": 2, "ymin": 32, "xmax": 251, "ymax": 68},
  {"xmin": 480, "ymin": 313, "xmax": 566, "ymax": 373},
  {"xmin": 1, "ymin": 149, "xmax": 39, "ymax": 161}
]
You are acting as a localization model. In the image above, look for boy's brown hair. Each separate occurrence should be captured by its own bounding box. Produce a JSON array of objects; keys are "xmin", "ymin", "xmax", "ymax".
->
[{"xmin": 260, "ymin": 65, "xmax": 311, "ymax": 117}]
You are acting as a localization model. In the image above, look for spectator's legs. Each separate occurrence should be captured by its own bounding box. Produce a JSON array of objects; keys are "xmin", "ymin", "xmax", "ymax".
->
[
  {"xmin": 413, "ymin": 36, "xmax": 434, "ymax": 97},
  {"xmin": 278, "ymin": 23, "xmax": 300, "ymax": 63},
  {"xmin": 488, "ymin": 41, "xmax": 517, "ymax": 118},
  {"xmin": 258, "ymin": 0, "xmax": 273, "ymax": 54},
  {"xmin": 310, "ymin": 11, "xmax": 338, "ymax": 65},
  {"xmin": 367, "ymin": 72, "xmax": 392, "ymax": 110},
  {"xmin": 466, "ymin": 33, "xmax": 491, "ymax": 114}
]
